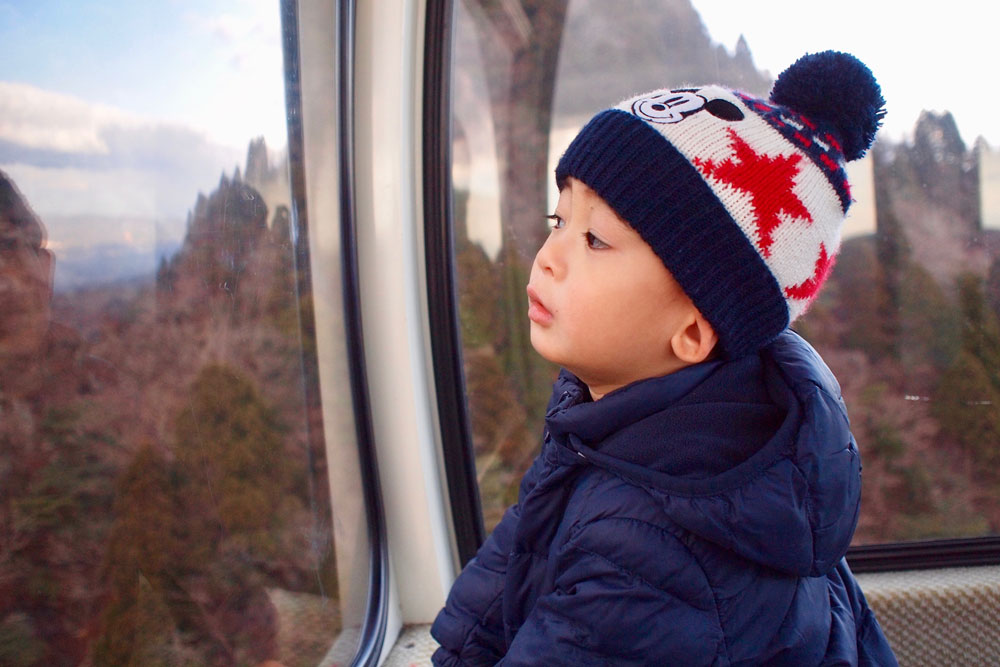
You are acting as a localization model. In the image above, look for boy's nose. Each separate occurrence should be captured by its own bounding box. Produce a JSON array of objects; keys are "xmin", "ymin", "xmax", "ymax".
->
[{"xmin": 533, "ymin": 233, "xmax": 564, "ymax": 278}]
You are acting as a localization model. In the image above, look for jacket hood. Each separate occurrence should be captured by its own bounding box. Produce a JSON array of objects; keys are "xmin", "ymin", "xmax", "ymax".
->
[{"xmin": 544, "ymin": 330, "xmax": 861, "ymax": 577}]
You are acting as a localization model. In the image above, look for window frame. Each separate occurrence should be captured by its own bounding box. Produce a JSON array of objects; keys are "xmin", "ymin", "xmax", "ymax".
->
[
  {"xmin": 281, "ymin": 0, "xmax": 389, "ymax": 661},
  {"xmin": 848, "ymin": 537, "xmax": 1000, "ymax": 573}
]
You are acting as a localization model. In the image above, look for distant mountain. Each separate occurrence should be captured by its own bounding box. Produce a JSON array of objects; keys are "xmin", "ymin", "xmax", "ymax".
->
[
  {"xmin": 874, "ymin": 110, "xmax": 993, "ymax": 290},
  {"xmin": 54, "ymin": 238, "xmax": 182, "ymax": 292},
  {"xmin": 51, "ymin": 137, "xmax": 289, "ymax": 293},
  {"xmin": 552, "ymin": 0, "xmax": 771, "ymax": 122}
]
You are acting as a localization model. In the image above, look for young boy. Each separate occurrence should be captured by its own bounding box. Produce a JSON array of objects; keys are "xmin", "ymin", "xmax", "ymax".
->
[{"xmin": 432, "ymin": 51, "xmax": 897, "ymax": 665}]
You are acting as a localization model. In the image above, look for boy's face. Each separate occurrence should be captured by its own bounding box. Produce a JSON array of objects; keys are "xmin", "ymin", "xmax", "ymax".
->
[{"xmin": 527, "ymin": 178, "xmax": 701, "ymax": 398}]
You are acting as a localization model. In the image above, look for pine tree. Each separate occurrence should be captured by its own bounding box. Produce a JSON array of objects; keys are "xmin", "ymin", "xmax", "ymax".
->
[
  {"xmin": 94, "ymin": 445, "xmax": 178, "ymax": 666},
  {"xmin": 173, "ymin": 364, "xmax": 291, "ymax": 550},
  {"xmin": 933, "ymin": 274, "xmax": 1000, "ymax": 468}
]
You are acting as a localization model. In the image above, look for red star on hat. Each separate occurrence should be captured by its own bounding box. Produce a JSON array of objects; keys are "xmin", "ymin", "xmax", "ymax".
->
[
  {"xmin": 785, "ymin": 243, "xmax": 834, "ymax": 302},
  {"xmin": 693, "ymin": 129, "xmax": 812, "ymax": 258}
]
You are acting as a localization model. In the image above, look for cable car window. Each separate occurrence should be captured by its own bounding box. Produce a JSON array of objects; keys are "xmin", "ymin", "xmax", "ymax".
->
[
  {"xmin": 0, "ymin": 2, "xmax": 370, "ymax": 664},
  {"xmin": 448, "ymin": 0, "xmax": 1000, "ymax": 551}
]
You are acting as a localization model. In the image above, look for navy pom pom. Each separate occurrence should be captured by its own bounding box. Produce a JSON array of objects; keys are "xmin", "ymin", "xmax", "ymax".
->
[{"xmin": 770, "ymin": 51, "xmax": 885, "ymax": 161}]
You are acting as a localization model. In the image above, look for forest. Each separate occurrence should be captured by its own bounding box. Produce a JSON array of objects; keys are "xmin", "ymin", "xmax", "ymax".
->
[{"xmin": 1, "ymin": 149, "xmax": 339, "ymax": 666}]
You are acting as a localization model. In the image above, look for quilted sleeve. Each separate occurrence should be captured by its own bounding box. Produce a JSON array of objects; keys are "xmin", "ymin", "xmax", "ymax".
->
[
  {"xmin": 498, "ymin": 518, "xmax": 726, "ymax": 666},
  {"xmin": 431, "ymin": 499, "xmax": 519, "ymax": 666},
  {"xmin": 431, "ymin": 448, "xmax": 555, "ymax": 666}
]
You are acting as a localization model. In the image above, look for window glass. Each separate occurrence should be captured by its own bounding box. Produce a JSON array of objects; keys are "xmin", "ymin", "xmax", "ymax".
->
[
  {"xmin": 0, "ymin": 2, "xmax": 364, "ymax": 665},
  {"xmin": 450, "ymin": 0, "xmax": 1000, "ymax": 545}
]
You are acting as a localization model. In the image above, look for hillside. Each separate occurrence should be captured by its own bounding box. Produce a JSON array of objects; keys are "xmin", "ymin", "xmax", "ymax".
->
[
  {"xmin": 3, "ymin": 145, "xmax": 338, "ymax": 666},
  {"xmin": 553, "ymin": 0, "xmax": 771, "ymax": 122}
]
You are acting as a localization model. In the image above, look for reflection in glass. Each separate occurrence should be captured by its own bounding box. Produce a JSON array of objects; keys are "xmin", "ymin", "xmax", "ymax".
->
[
  {"xmin": 798, "ymin": 113, "xmax": 1000, "ymax": 544},
  {"xmin": 451, "ymin": 0, "xmax": 773, "ymax": 532},
  {"xmin": 451, "ymin": 0, "xmax": 1000, "ymax": 545},
  {"xmin": 0, "ymin": 5, "xmax": 354, "ymax": 665}
]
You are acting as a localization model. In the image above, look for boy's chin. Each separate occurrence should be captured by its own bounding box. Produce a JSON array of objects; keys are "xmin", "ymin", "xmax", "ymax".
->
[{"xmin": 528, "ymin": 328, "xmax": 561, "ymax": 365}]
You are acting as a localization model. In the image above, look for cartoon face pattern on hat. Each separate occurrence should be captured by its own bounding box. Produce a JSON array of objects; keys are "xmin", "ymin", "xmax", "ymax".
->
[
  {"xmin": 632, "ymin": 91, "xmax": 747, "ymax": 125},
  {"xmin": 619, "ymin": 85, "xmax": 846, "ymax": 321},
  {"xmin": 631, "ymin": 91, "xmax": 706, "ymax": 124}
]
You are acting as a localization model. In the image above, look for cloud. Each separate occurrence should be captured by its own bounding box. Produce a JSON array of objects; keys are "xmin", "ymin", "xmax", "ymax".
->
[
  {"xmin": 182, "ymin": 0, "xmax": 281, "ymax": 74},
  {"xmin": 0, "ymin": 82, "xmax": 243, "ymax": 223},
  {"xmin": 186, "ymin": 8, "xmax": 269, "ymax": 44},
  {"xmin": 0, "ymin": 82, "xmax": 135, "ymax": 154},
  {"xmin": 0, "ymin": 82, "xmax": 239, "ymax": 167},
  {"xmin": 167, "ymin": 1, "xmax": 285, "ymax": 148}
]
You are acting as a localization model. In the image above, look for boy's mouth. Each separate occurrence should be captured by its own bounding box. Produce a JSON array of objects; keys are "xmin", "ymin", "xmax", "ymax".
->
[{"xmin": 526, "ymin": 285, "xmax": 553, "ymax": 325}]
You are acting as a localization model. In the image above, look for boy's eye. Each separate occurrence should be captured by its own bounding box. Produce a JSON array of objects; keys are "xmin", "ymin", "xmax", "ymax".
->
[
  {"xmin": 546, "ymin": 214, "xmax": 564, "ymax": 231},
  {"xmin": 585, "ymin": 231, "xmax": 610, "ymax": 250}
]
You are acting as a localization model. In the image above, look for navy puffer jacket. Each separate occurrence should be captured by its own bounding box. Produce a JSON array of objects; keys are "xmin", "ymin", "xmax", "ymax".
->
[{"xmin": 432, "ymin": 331, "xmax": 896, "ymax": 665}]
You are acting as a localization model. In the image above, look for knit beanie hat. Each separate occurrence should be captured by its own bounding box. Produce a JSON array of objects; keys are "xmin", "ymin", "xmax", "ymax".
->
[{"xmin": 555, "ymin": 51, "xmax": 885, "ymax": 357}]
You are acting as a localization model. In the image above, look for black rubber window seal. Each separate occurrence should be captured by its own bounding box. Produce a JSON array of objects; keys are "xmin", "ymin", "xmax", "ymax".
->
[
  {"xmin": 280, "ymin": 1, "xmax": 390, "ymax": 664},
  {"xmin": 422, "ymin": 0, "xmax": 487, "ymax": 568}
]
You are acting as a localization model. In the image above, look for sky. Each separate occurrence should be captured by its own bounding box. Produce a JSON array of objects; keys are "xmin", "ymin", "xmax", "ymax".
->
[
  {"xmin": 691, "ymin": 0, "xmax": 1000, "ymax": 148},
  {"xmin": 0, "ymin": 0, "xmax": 286, "ymax": 245},
  {"xmin": 0, "ymin": 0, "xmax": 287, "ymax": 150},
  {"xmin": 1, "ymin": 0, "xmax": 996, "ymax": 268}
]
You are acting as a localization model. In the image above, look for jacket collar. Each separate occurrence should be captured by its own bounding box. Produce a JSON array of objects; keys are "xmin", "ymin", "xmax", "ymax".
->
[
  {"xmin": 545, "ymin": 360, "xmax": 720, "ymax": 442},
  {"xmin": 545, "ymin": 353, "xmax": 779, "ymax": 481},
  {"xmin": 541, "ymin": 331, "xmax": 861, "ymax": 576}
]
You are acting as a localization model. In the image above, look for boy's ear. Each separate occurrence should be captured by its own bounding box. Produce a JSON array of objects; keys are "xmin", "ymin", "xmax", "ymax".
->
[{"xmin": 670, "ymin": 309, "xmax": 718, "ymax": 365}]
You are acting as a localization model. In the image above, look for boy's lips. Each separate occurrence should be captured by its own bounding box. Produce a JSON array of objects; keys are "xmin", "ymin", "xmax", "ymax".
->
[{"xmin": 526, "ymin": 285, "xmax": 553, "ymax": 325}]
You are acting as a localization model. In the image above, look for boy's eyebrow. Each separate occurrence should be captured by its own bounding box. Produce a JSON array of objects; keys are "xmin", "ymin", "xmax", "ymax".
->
[
  {"xmin": 591, "ymin": 206, "xmax": 634, "ymax": 238},
  {"xmin": 607, "ymin": 210, "xmax": 632, "ymax": 232}
]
